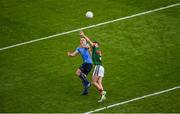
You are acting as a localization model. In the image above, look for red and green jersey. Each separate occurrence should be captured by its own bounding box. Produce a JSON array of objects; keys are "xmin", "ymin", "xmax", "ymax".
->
[{"xmin": 92, "ymin": 46, "xmax": 102, "ymax": 65}]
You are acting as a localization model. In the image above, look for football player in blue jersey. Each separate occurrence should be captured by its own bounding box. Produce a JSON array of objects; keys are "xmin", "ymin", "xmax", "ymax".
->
[{"xmin": 68, "ymin": 37, "xmax": 93, "ymax": 95}]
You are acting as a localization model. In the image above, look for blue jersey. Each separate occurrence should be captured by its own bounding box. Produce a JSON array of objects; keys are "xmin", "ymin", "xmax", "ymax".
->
[{"xmin": 76, "ymin": 47, "xmax": 92, "ymax": 64}]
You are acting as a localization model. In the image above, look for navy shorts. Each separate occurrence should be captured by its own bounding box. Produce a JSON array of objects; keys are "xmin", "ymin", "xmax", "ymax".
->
[{"xmin": 79, "ymin": 63, "xmax": 93, "ymax": 75}]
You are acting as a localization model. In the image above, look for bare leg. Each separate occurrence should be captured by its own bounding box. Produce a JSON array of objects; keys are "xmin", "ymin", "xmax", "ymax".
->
[
  {"xmin": 92, "ymin": 75, "xmax": 104, "ymax": 96},
  {"xmin": 97, "ymin": 76, "xmax": 106, "ymax": 102},
  {"xmin": 98, "ymin": 77, "xmax": 104, "ymax": 91},
  {"xmin": 92, "ymin": 75, "xmax": 101, "ymax": 90}
]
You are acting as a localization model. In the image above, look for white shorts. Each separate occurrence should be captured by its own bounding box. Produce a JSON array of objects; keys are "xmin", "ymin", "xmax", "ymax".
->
[{"xmin": 93, "ymin": 65, "xmax": 104, "ymax": 77}]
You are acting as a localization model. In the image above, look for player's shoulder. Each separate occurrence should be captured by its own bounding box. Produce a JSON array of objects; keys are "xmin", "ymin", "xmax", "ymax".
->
[
  {"xmin": 76, "ymin": 47, "xmax": 80, "ymax": 50},
  {"xmin": 76, "ymin": 47, "xmax": 82, "ymax": 52},
  {"xmin": 76, "ymin": 47, "xmax": 87, "ymax": 51}
]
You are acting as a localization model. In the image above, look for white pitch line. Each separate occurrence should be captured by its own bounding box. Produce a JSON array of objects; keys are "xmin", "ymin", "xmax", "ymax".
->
[
  {"xmin": 85, "ymin": 86, "xmax": 180, "ymax": 114},
  {"xmin": 0, "ymin": 3, "xmax": 180, "ymax": 51}
]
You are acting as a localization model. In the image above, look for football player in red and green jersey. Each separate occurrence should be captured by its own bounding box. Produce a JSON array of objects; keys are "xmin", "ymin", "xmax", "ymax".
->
[{"xmin": 80, "ymin": 31, "xmax": 106, "ymax": 102}]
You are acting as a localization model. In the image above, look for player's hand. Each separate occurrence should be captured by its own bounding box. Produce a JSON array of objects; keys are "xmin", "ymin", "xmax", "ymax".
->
[
  {"xmin": 80, "ymin": 31, "xmax": 84, "ymax": 36},
  {"xmin": 96, "ymin": 50, "xmax": 101, "ymax": 55},
  {"xmin": 67, "ymin": 52, "xmax": 71, "ymax": 56}
]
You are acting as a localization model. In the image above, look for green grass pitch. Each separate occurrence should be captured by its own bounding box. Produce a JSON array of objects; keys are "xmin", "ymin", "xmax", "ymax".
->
[{"xmin": 0, "ymin": 0, "xmax": 180, "ymax": 113}]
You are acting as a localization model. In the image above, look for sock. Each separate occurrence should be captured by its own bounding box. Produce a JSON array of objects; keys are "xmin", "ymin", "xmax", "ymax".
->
[
  {"xmin": 98, "ymin": 89, "xmax": 103, "ymax": 96},
  {"xmin": 79, "ymin": 73, "xmax": 89, "ymax": 85}
]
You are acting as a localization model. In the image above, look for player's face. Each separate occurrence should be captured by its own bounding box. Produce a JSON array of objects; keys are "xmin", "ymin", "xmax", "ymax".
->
[
  {"xmin": 94, "ymin": 43, "xmax": 99, "ymax": 47},
  {"xmin": 80, "ymin": 38, "xmax": 86, "ymax": 45}
]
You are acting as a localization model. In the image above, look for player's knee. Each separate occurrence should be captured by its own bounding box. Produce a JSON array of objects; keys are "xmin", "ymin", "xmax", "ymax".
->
[
  {"xmin": 75, "ymin": 70, "xmax": 80, "ymax": 76},
  {"xmin": 75, "ymin": 72, "xmax": 79, "ymax": 76}
]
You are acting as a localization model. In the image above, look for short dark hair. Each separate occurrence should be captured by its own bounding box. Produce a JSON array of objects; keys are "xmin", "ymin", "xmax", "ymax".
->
[{"xmin": 93, "ymin": 41, "xmax": 100, "ymax": 45}]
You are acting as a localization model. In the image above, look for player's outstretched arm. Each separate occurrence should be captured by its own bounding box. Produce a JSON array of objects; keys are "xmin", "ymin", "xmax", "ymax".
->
[
  {"xmin": 67, "ymin": 51, "xmax": 78, "ymax": 57},
  {"xmin": 80, "ymin": 31, "xmax": 94, "ymax": 46}
]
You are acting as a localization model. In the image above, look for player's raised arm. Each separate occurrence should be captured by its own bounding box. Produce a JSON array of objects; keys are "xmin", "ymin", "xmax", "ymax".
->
[{"xmin": 80, "ymin": 31, "xmax": 94, "ymax": 46}]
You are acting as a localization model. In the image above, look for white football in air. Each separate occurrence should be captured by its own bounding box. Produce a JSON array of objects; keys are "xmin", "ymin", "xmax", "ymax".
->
[{"xmin": 86, "ymin": 11, "xmax": 93, "ymax": 19}]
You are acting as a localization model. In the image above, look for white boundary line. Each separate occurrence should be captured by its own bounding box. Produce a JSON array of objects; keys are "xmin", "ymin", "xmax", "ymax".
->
[
  {"xmin": 0, "ymin": 3, "xmax": 180, "ymax": 51},
  {"xmin": 85, "ymin": 86, "xmax": 180, "ymax": 114}
]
